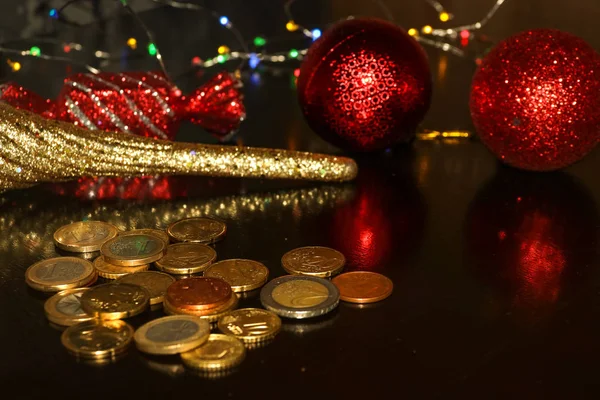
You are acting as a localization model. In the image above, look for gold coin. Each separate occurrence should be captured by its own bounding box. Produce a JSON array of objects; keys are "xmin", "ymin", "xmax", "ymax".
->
[
  {"xmin": 120, "ymin": 229, "xmax": 169, "ymax": 244},
  {"xmin": 53, "ymin": 221, "xmax": 119, "ymax": 253},
  {"xmin": 217, "ymin": 308, "xmax": 281, "ymax": 344},
  {"xmin": 80, "ymin": 283, "xmax": 150, "ymax": 320},
  {"xmin": 180, "ymin": 334, "xmax": 245, "ymax": 371},
  {"xmin": 155, "ymin": 243, "xmax": 216, "ymax": 274},
  {"xmin": 167, "ymin": 217, "xmax": 226, "ymax": 244},
  {"xmin": 134, "ymin": 315, "xmax": 211, "ymax": 355},
  {"xmin": 44, "ymin": 288, "xmax": 94, "ymax": 326},
  {"xmin": 272, "ymin": 280, "xmax": 329, "ymax": 308},
  {"xmin": 281, "ymin": 246, "xmax": 345, "ymax": 278},
  {"xmin": 115, "ymin": 271, "xmax": 175, "ymax": 305},
  {"xmin": 204, "ymin": 259, "xmax": 269, "ymax": 292},
  {"xmin": 100, "ymin": 234, "xmax": 166, "ymax": 267},
  {"xmin": 25, "ymin": 257, "xmax": 96, "ymax": 292},
  {"xmin": 61, "ymin": 319, "xmax": 133, "ymax": 359},
  {"xmin": 93, "ymin": 256, "xmax": 149, "ymax": 279},
  {"xmin": 164, "ymin": 294, "xmax": 239, "ymax": 324}
]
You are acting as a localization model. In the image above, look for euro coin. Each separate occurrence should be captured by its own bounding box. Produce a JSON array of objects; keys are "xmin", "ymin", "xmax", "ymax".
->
[
  {"xmin": 204, "ymin": 259, "xmax": 269, "ymax": 292},
  {"xmin": 100, "ymin": 234, "xmax": 166, "ymax": 267},
  {"xmin": 53, "ymin": 221, "xmax": 119, "ymax": 253},
  {"xmin": 26, "ymin": 257, "xmax": 96, "ymax": 292},
  {"xmin": 281, "ymin": 246, "xmax": 345, "ymax": 278},
  {"xmin": 134, "ymin": 315, "xmax": 210, "ymax": 355},
  {"xmin": 166, "ymin": 217, "xmax": 226, "ymax": 244},
  {"xmin": 80, "ymin": 283, "xmax": 150, "ymax": 320},
  {"xmin": 155, "ymin": 243, "xmax": 216, "ymax": 274}
]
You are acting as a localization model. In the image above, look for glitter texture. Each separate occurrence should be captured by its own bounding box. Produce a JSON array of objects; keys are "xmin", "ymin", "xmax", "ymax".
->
[
  {"xmin": 297, "ymin": 18, "xmax": 432, "ymax": 152},
  {"xmin": 470, "ymin": 29, "xmax": 600, "ymax": 171},
  {"xmin": 0, "ymin": 103, "xmax": 357, "ymax": 192},
  {"xmin": 0, "ymin": 71, "xmax": 245, "ymax": 141}
]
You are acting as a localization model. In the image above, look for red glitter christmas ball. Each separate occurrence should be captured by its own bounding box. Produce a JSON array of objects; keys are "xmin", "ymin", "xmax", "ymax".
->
[
  {"xmin": 297, "ymin": 18, "xmax": 432, "ymax": 152},
  {"xmin": 470, "ymin": 29, "xmax": 600, "ymax": 171}
]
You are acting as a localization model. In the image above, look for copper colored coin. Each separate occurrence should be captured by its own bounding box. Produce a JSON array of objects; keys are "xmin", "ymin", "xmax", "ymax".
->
[
  {"xmin": 166, "ymin": 277, "xmax": 232, "ymax": 311},
  {"xmin": 331, "ymin": 272, "xmax": 393, "ymax": 304}
]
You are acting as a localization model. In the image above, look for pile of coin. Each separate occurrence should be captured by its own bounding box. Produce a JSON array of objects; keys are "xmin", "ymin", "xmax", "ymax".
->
[{"xmin": 27, "ymin": 217, "xmax": 393, "ymax": 374}]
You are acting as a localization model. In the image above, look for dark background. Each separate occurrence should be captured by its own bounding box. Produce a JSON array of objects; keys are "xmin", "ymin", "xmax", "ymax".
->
[{"xmin": 1, "ymin": 0, "xmax": 600, "ymax": 398}]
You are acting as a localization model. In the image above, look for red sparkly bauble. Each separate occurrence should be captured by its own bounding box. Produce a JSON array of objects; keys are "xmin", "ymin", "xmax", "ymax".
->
[
  {"xmin": 470, "ymin": 29, "xmax": 600, "ymax": 171},
  {"xmin": 297, "ymin": 18, "xmax": 432, "ymax": 152}
]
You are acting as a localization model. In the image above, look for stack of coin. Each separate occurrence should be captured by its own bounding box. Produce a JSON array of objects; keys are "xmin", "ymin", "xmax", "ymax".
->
[
  {"xmin": 134, "ymin": 315, "xmax": 211, "ymax": 355},
  {"xmin": 53, "ymin": 221, "xmax": 119, "ymax": 253},
  {"xmin": 80, "ymin": 283, "xmax": 151, "ymax": 320},
  {"xmin": 26, "ymin": 257, "xmax": 98, "ymax": 292},
  {"xmin": 163, "ymin": 277, "xmax": 238, "ymax": 323},
  {"xmin": 204, "ymin": 259, "xmax": 269, "ymax": 293},
  {"xmin": 61, "ymin": 319, "xmax": 134, "ymax": 362},
  {"xmin": 34, "ymin": 217, "xmax": 399, "ymax": 375},
  {"xmin": 217, "ymin": 308, "xmax": 281, "ymax": 349},
  {"xmin": 281, "ymin": 246, "xmax": 346, "ymax": 278},
  {"xmin": 155, "ymin": 243, "xmax": 216, "ymax": 275},
  {"xmin": 167, "ymin": 217, "xmax": 227, "ymax": 244}
]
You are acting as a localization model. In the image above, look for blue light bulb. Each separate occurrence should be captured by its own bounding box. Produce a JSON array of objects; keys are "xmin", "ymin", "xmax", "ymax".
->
[
  {"xmin": 311, "ymin": 29, "xmax": 322, "ymax": 40},
  {"xmin": 219, "ymin": 16, "xmax": 229, "ymax": 26}
]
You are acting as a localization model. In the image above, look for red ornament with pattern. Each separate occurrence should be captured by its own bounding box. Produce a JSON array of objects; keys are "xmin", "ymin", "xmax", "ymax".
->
[{"xmin": 297, "ymin": 18, "xmax": 432, "ymax": 152}]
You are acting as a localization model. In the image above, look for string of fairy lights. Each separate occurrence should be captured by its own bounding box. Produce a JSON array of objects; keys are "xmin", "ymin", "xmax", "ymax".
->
[{"xmin": 0, "ymin": 0, "xmax": 508, "ymax": 75}]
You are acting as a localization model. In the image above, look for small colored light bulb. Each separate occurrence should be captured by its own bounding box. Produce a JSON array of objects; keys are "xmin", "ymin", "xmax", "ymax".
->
[
  {"xmin": 217, "ymin": 45, "xmax": 230, "ymax": 55},
  {"xmin": 49, "ymin": 8, "xmax": 58, "ymax": 19},
  {"xmin": 286, "ymin": 20, "xmax": 299, "ymax": 32},
  {"xmin": 311, "ymin": 29, "xmax": 321, "ymax": 40},
  {"xmin": 253, "ymin": 36, "xmax": 266, "ymax": 47},
  {"xmin": 127, "ymin": 37, "xmax": 137, "ymax": 49},
  {"xmin": 249, "ymin": 54, "xmax": 260, "ymax": 69},
  {"xmin": 147, "ymin": 43, "xmax": 157, "ymax": 56},
  {"xmin": 422, "ymin": 25, "xmax": 433, "ymax": 34},
  {"xmin": 460, "ymin": 30, "xmax": 471, "ymax": 39},
  {"xmin": 408, "ymin": 28, "xmax": 418, "ymax": 37},
  {"xmin": 289, "ymin": 49, "xmax": 299, "ymax": 58},
  {"xmin": 219, "ymin": 16, "xmax": 229, "ymax": 26},
  {"xmin": 11, "ymin": 61, "xmax": 21, "ymax": 72},
  {"xmin": 217, "ymin": 55, "xmax": 227, "ymax": 64},
  {"xmin": 439, "ymin": 12, "xmax": 450, "ymax": 22},
  {"xmin": 191, "ymin": 56, "xmax": 202, "ymax": 66},
  {"xmin": 63, "ymin": 44, "xmax": 71, "ymax": 53},
  {"xmin": 293, "ymin": 68, "xmax": 301, "ymax": 78},
  {"xmin": 30, "ymin": 46, "xmax": 41, "ymax": 56}
]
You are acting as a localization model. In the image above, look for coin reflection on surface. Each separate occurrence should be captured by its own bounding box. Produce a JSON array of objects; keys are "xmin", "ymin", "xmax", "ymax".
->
[{"xmin": 141, "ymin": 355, "xmax": 186, "ymax": 377}]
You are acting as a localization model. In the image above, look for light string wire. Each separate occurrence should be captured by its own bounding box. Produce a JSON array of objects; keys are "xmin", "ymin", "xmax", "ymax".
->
[{"xmin": 0, "ymin": 0, "xmax": 508, "ymax": 75}]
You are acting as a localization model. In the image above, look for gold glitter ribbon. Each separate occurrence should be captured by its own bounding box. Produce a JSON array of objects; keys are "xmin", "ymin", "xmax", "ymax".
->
[{"xmin": 0, "ymin": 103, "xmax": 357, "ymax": 192}]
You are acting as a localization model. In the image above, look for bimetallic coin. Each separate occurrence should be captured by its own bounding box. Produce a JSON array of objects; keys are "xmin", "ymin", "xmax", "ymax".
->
[
  {"xmin": 204, "ymin": 259, "xmax": 269, "ymax": 292},
  {"xmin": 332, "ymin": 271, "xmax": 394, "ymax": 304},
  {"xmin": 180, "ymin": 334, "xmax": 245, "ymax": 371},
  {"xmin": 115, "ymin": 271, "xmax": 175, "ymax": 305},
  {"xmin": 61, "ymin": 320, "xmax": 133, "ymax": 359},
  {"xmin": 93, "ymin": 256, "xmax": 149, "ymax": 279},
  {"xmin": 100, "ymin": 234, "xmax": 166, "ymax": 267},
  {"xmin": 167, "ymin": 217, "xmax": 226, "ymax": 244},
  {"xmin": 166, "ymin": 277, "xmax": 232, "ymax": 311},
  {"xmin": 53, "ymin": 221, "xmax": 119, "ymax": 253},
  {"xmin": 134, "ymin": 315, "xmax": 211, "ymax": 355},
  {"xmin": 281, "ymin": 246, "xmax": 345, "ymax": 278},
  {"xmin": 120, "ymin": 229, "xmax": 170, "ymax": 245},
  {"xmin": 155, "ymin": 243, "xmax": 216, "ymax": 274},
  {"xmin": 25, "ymin": 257, "xmax": 96, "ymax": 292},
  {"xmin": 260, "ymin": 275, "xmax": 340, "ymax": 319},
  {"xmin": 44, "ymin": 288, "xmax": 94, "ymax": 326},
  {"xmin": 80, "ymin": 283, "xmax": 150, "ymax": 320},
  {"xmin": 217, "ymin": 308, "xmax": 281, "ymax": 345}
]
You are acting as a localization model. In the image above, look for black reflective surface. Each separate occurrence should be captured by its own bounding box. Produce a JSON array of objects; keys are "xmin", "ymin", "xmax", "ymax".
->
[{"xmin": 2, "ymin": 1, "xmax": 600, "ymax": 398}]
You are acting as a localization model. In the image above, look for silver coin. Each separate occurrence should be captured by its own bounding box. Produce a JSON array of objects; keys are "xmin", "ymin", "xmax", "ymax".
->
[{"xmin": 260, "ymin": 275, "xmax": 339, "ymax": 319}]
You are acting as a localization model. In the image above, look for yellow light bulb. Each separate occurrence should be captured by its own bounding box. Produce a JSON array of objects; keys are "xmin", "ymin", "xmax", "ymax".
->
[
  {"xmin": 408, "ymin": 28, "xmax": 418, "ymax": 37},
  {"xmin": 439, "ymin": 12, "xmax": 450, "ymax": 22},
  {"xmin": 127, "ymin": 37, "xmax": 137, "ymax": 49},
  {"xmin": 422, "ymin": 25, "xmax": 433, "ymax": 34},
  {"xmin": 217, "ymin": 45, "xmax": 230, "ymax": 55},
  {"xmin": 286, "ymin": 20, "xmax": 299, "ymax": 32},
  {"xmin": 12, "ymin": 62, "xmax": 21, "ymax": 72}
]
